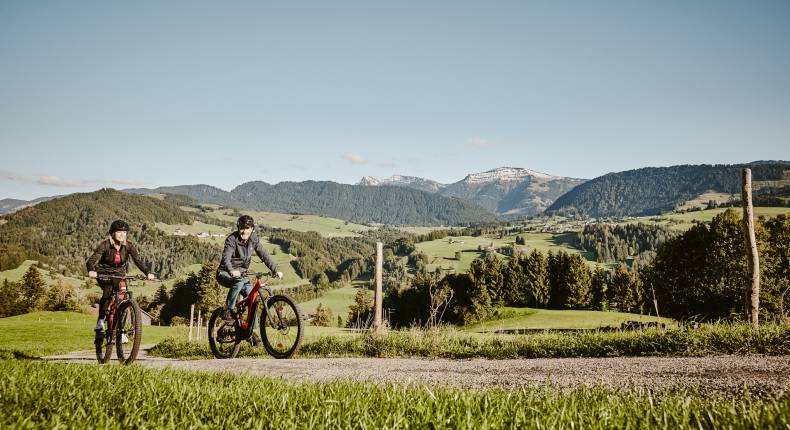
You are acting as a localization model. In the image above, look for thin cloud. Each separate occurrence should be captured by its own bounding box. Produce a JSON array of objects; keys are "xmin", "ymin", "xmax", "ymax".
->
[
  {"xmin": 37, "ymin": 176, "xmax": 83, "ymax": 187},
  {"xmin": 466, "ymin": 137, "xmax": 494, "ymax": 149},
  {"xmin": 341, "ymin": 153, "xmax": 368, "ymax": 165},
  {"xmin": 2, "ymin": 170, "xmax": 146, "ymax": 188},
  {"xmin": 0, "ymin": 170, "xmax": 24, "ymax": 182}
]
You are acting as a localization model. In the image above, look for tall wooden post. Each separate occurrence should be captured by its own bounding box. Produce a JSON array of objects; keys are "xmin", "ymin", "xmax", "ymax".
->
[
  {"xmin": 189, "ymin": 304, "xmax": 195, "ymax": 341},
  {"xmin": 196, "ymin": 310, "xmax": 202, "ymax": 341},
  {"xmin": 373, "ymin": 242, "xmax": 383, "ymax": 330},
  {"xmin": 742, "ymin": 168, "xmax": 760, "ymax": 327}
]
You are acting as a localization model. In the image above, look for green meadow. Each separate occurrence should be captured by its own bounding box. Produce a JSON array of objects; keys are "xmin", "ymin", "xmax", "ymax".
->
[
  {"xmin": 465, "ymin": 307, "xmax": 673, "ymax": 332},
  {"xmin": 0, "ymin": 311, "xmax": 187, "ymax": 358}
]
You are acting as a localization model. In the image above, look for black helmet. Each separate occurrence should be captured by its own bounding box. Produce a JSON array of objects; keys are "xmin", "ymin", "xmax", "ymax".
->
[
  {"xmin": 237, "ymin": 215, "xmax": 255, "ymax": 230},
  {"xmin": 109, "ymin": 219, "xmax": 130, "ymax": 234}
]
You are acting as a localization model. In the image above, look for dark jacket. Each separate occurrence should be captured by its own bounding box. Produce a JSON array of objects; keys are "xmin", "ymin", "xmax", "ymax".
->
[
  {"xmin": 86, "ymin": 238, "xmax": 150, "ymax": 277},
  {"xmin": 218, "ymin": 231, "xmax": 278, "ymax": 275}
]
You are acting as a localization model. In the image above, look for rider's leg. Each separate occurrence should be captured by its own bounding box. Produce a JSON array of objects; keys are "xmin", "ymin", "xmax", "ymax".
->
[
  {"xmin": 217, "ymin": 271, "xmax": 249, "ymax": 319},
  {"xmin": 96, "ymin": 282, "xmax": 113, "ymax": 331}
]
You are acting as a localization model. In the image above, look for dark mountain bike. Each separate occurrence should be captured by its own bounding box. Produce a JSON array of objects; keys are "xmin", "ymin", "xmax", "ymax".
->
[
  {"xmin": 208, "ymin": 272, "xmax": 304, "ymax": 359},
  {"xmin": 94, "ymin": 274, "xmax": 151, "ymax": 364}
]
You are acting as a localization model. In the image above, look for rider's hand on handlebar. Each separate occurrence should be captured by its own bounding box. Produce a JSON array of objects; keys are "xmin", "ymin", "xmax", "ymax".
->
[
  {"xmin": 88, "ymin": 271, "xmax": 97, "ymax": 279},
  {"xmin": 276, "ymin": 271, "xmax": 284, "ymax": 279},
  {"xmin": 231, "ymin": 270, "xmax": 241, "ymax": 278}
]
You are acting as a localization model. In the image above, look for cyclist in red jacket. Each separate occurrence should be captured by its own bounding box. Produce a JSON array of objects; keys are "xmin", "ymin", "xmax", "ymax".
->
[{"xmin": 86, "ymin": 220, "xmax": 155, "ymax": 333}]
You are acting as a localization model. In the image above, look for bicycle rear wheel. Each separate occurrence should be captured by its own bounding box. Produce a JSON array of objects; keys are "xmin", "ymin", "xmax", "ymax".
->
[
  {"xmin": 208, "ymin": 307, "xmax": 241, "ymax": 359},
  {"xmin": 260, "ymin": 294, "xmax": 303, "ymax": 359},
  {"xmin": 115, "ymin": 300, "xmax": 142, "ymax": 364}
]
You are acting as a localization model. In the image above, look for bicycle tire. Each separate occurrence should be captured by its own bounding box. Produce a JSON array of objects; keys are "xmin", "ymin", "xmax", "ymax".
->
[
  {"xmin": 115, "ymin": 300, "xmax": 142, "ymax": 364},
  {"xmin": 260, "ymin": 294, "xmax": 303, "ymax": 359},
  {"xmin": 208, "ymin": 307, "xmax": 241, "ymax": 359}
]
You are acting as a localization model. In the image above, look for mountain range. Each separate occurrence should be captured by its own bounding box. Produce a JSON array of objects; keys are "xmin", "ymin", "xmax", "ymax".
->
[
  {"xmin": 3, "ymin": 162, "xmax": 789, "ymax": 221},
  {"xmin": 359, "ymin": 167, "xmax": 586, "ymax": 218}
]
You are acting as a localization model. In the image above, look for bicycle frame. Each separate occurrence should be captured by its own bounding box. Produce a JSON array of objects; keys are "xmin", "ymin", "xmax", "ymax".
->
[
  {"xmin": 96, "ymin": 275, "xmax": 142, "ymax": 338},
  {"xmin": 235, "ymin": 274, "xmax": 279, "ymax": 335},
  {"xmin": 106, "ymin": 281, "xmax": 131, "ymax": 335}
]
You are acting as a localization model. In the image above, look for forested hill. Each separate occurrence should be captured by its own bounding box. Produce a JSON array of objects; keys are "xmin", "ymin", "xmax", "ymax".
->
[
  {"xmin": 546, "ymin": 162, "xmax": 790, "ymax": 218},
  {"xmin": 128, "ymin": 181, "xmax": 498, "ymax": 226},
  {"xmin": 0, "ymin": 189, "xmax": 219, "ymax": 278}
]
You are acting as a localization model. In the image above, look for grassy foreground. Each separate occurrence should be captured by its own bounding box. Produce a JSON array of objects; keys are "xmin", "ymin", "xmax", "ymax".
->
[
  {"xmin": 1, "ymin": 360, "xmax": 787, "ymax": 429},
  {"xmin": 150, "ymin": 323, "xmax": 790, "ymax": 360}
]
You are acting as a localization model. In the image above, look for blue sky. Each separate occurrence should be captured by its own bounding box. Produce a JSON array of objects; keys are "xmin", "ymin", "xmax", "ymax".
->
[{"xmin": 1, "ymin": 1, "xmax": 789, "ymax": 200}]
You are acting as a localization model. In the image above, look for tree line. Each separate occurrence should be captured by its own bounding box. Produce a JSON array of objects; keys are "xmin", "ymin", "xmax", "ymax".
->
[{"xmin": 578, "ymin": 223, "xmax": 677, "ymax": 265}]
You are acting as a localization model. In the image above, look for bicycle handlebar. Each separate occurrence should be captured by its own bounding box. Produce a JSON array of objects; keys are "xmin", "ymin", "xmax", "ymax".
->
[
  {"xmin": 95, "ymin": 274, "xmax": 158, "ymax": 281},
  {"xmin": 245, "ymin": 272, "xmax": 271, "ymax": 280}
]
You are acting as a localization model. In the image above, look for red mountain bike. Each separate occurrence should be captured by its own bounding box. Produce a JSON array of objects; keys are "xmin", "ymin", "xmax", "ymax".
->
[
  {"xmin": 208, "ymin": 272, "xmax": 304, "ymax": 359},
  {"xmin": 94, "ymin": 274, "xmax": 149, "ymax": 364}
]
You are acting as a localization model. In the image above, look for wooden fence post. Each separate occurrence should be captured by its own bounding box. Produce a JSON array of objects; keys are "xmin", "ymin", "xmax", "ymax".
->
[
  {"xmin": 196, "ymin": 310, "xmax": 202, "ymax": 341},
  {"xmin": 742, "ymin": 168, "xmax": 761, "ymax": 327},
  {"xmin": 373, "ymin": 242, "xmax": 383, "ymax": 330},
  {"xmin": 189, "ymin": 304, "xmax": 195, "ymax": 341}
]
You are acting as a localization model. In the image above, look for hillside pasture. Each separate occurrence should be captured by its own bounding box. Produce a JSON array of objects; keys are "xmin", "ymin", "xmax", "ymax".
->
[
  {"xmin": 674, "ymin": 191, "xmax": 735, "ymax": 211},
  {"xmin": 628, "ymin": 206, "xmax": 790, "ymax": 231},
  {"xmin": 0, "ymin": 260, "xmax": 82, "ymax": 287},
  {"xmin": 298, "ymin": 285, "xmax": 368, "ymax": 323}
]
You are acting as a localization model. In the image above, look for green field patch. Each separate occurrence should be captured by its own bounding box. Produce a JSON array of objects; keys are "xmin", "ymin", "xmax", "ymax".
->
[
  {"xmin": 466, "ymin": 307, "xmax": 673, "ymax": 332},
  {"xmin": 298, "ymin": 285, "xmax": 364, "ymax": 322},
  {"xmin": 416, "ymin": 232, "xmax": 590, "ymax": 273},
  {"xmin": 0, "ymin": 311, "xmax": 186, "ymax": 358}
]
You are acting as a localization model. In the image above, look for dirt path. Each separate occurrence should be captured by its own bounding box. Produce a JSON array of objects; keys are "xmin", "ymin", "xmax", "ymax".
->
[{"xmin": 45, "ymin": 347, "xmax": 790, "ymax": 395}]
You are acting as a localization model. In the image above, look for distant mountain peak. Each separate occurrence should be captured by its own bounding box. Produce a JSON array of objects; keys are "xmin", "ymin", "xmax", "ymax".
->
[
  {"xmin": 462, "ymin": 167, "xmax": 557, "ymax": 184},
  {"xmin": 358, "ymin": 175, "xmax": 446, "ymax": 192}
]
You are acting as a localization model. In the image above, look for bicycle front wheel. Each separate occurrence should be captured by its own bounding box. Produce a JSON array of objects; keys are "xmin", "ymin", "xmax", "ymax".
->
[
  {"xmin": 115, "ymin": 300, "xmax": 142, "ymax": 364},
  {"xmin": 95, "ymin": 328, "xmax": 112, "ymax": 364},
  {"xmin": 260, "ymin": 294, "xmax": 303, "ymax": 359},
  {"xmin": 208, "ymin": 307, "xmax": 241, "ymax": 359}
]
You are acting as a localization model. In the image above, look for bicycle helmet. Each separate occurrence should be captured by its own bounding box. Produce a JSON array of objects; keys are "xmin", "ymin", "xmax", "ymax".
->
[
  {"xmin": 237, "ymin": 215, "xmax": 255, "ymax": 230},
  {"xmin": 109, "ymin": 219, "xmax": 130, "ymax": 233}
]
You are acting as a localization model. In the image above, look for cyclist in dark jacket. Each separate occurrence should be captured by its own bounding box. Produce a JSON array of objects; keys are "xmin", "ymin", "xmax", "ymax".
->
[
  {"xmin": 217, "ymin": 215, "xmax": 282, "ymax": 321},
  {"xmin": 87, "ymin": 220, "xmax": 154, "ymax": 332}
]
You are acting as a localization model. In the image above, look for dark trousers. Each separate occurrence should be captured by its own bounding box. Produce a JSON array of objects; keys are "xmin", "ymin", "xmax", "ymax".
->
[{"xmin": 97, "ymin": 279, "xmax": 119, "ymax": 319}]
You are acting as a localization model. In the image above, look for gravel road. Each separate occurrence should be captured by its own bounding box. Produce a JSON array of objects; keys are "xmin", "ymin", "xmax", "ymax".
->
[{"xmin": 45, "ymin": 348, "xmax": 789, "ymax": 395}]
